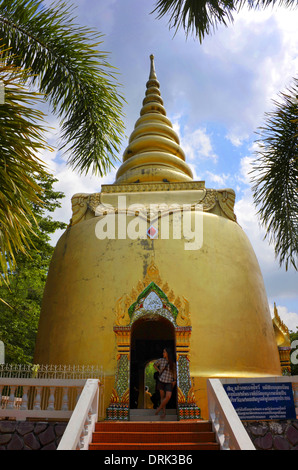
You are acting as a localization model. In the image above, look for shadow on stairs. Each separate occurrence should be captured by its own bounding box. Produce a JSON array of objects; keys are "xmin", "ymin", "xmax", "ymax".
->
[
  {"xmin": 129, "ymin": 408, "xmax": 178, "ymax": 421},
  {"xmin": 89, "ymin": 419, "xmax": 220, "ymax": 450}
]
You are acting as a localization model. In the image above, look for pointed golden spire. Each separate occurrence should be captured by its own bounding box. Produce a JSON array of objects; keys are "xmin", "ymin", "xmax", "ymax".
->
[
  {"xmin": 114, "ymin": 55, "xmax": 193, "ymax": 184},
  {"xmin": 149, "ymin": 54, "xmax": 157, "ymax": 80}
]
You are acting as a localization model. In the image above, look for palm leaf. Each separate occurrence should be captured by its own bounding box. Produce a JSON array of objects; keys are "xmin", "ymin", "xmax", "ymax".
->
[
  {"xmin": 152, "ymin": 0, "xmax": 298, "ymax": 41},
  {"xmin": 0, "ymin": 0, "xmax": 125, "ymax": 176},
  {"xmin": 251, "ymin": 79, "xmax": 298, "ymax": 270},
  {"xmin": 0, "ymin": 48, "xmax": 50, "ymax": 283}
]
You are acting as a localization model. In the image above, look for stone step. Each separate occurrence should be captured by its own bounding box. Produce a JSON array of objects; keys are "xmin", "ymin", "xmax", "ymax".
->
[
  {"xmin": 89, "ymin": 441, "xmax": 220, "ymax": 450},
  {"xmin": 95, "ymin": 420, "xmax": 213, "ymax": 433},
  {"xmin": 92, "ymin": 430, "xmax": 216, "ymax": 443},
  {"xmin": 129, "ymin": 408, "xmax": 177, "ymax": 421},
  {"xmin": 90, "ymin": 420, "xmax": 220, "ymax": 450}
]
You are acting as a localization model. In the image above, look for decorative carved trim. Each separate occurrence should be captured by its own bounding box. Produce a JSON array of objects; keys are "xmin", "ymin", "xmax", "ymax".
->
[
  {"xmin": 128, "ymin": 281, "xmax": 178, "ymax": 325},
  {"xmin": 114, "ymin": 296, "xmax": 131, "ymax": 327},
  {"xmin": 177, "ymin": 387, "xmax": 186, "ymax": 404},
  {"xmin": 272, "ymin": 302, "xmax": 291, "ymax": 375},
  {"xmin": 69, "ymin": 186, "xmax": 237, "ymax": 226},
  {"xmin": 107, "ymin": 259, "xmax": 200, "ymax": 420},
  {"xmin": 217, "ymin": 189, "xmax": 237, "ymax": 221},
  {"xmin": 101, "ymin": 181, "xmax": 206, "ymax": 193},
  {"xmin": 144, "ymin": 258, "xmax": 162, "ymax": 285},
  {"xmin": 273, "ymin": 302, "xmax": 290, "ymax": 340},
  {"xmin": 176, "ymin": 297, "xmax": 191, "ymax": 327},
  {"xmin": 69, "ymin": 193, "xmax": 89, "ymax": 226},
  {"xmin": 109, "ymin": 388, "xmax": 119, "ymax": 404}
]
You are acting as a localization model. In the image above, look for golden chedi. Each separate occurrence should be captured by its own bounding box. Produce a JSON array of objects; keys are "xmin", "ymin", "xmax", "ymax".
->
[{"xmin": 34, "ymin": 55, "xmax": 282, "ymax": 420}]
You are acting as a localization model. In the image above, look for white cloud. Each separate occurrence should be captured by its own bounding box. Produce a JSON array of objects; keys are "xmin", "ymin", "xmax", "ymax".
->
[
  {"xmin": 205, "ymin": 171, "xmax": 230, "ymax": 187},
  {"xmin": 225, "ymin": 129, "xmax": 249, "ymax": 147},
  {"xmin": 180, "ymin": 127, "xmax": 218, "ymax": 163},
  {"xmin": 238, "ymin": 156, "xmax": 255, "ymax": 185},
  {"xmin": 187, "ymin": 163, "xmax": 203, "ymax": 182},
  {"xmin": 45, "ymin": 153, "xmax": 117, "ymax": 246}
]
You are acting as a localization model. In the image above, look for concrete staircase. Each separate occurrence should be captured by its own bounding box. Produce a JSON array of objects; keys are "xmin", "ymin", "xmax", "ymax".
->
[{"xmin": 89, "ymin": 420, "xmax": 220, "ymax": 450}]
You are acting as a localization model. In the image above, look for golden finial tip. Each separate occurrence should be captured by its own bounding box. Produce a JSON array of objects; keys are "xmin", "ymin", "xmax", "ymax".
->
[{"xmin": 149, "ymin": 54, "xmax": 157, "ymax": 80}]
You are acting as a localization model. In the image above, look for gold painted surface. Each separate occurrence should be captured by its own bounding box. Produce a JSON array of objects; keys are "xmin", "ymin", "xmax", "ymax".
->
[
  {"xmin": 34, "ymin": 209, "xmax": 282, "ymax": 381},
  {"xmin": 272, "ymin": 302, "xmax": 291, "ymax": 347},
  {"xmin": 34, "ymin": 55, "xmax": 283, "ymax": 416}
]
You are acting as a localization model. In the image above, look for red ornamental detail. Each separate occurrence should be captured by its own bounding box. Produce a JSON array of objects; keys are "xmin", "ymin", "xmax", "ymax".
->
[{"xmin": 147, "ymin": 225, "xmax": 158, "ymax": 239}]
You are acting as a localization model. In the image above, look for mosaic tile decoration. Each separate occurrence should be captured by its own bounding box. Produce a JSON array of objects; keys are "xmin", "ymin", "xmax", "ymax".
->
[
  {"xmin": 107, "ymin": 281, "xmax": 201, "ymax": 420},
  {"xmin": 128, "ymin": 281, "xmax": 178, "ymax": 323},
  {"xmin": 116, "ymin": 355, "xmax": 129, "ymax": 400}
]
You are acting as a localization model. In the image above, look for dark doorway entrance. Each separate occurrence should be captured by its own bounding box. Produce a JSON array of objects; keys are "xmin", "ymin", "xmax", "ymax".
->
[{"xmin": 130, "ymin": 315, "xmax": 176, "ymax": 409}]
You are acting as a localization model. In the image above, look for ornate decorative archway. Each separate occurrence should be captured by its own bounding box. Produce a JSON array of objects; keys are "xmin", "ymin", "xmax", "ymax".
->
[{"xmin": 106, "ymin": 259, "xmax": 201, "ymax": 420}]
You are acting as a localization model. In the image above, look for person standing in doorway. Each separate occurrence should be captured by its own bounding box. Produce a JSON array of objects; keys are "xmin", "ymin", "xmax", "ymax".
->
[{"xmin": 154, "ymin": 348, "xmax": 176, "ymax": 417}]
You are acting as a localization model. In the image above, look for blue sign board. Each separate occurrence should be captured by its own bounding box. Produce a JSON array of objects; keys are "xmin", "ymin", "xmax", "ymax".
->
[{"xmin": 223, "ymin": 382, "xmax": 296, "ymax": 420}]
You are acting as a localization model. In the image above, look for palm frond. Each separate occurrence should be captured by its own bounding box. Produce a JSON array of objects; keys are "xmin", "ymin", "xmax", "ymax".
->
[
  {"xmin": 152, "ymin": 0, "xmax": 298, "ymax": 41},
  {"xmin": 251, "ymin": 79, "xmax": 298, "ymax": 270},
  {"xmin": 0, "ymin": 0, "xmax": 125, "ymax": 176},
  {"xmin": 0, "ymin": 48, "xmax": 50, "ymax": 282},
  {"xmin": 153, "ymin": 0, "xmax": 238, "ymax": 41}
]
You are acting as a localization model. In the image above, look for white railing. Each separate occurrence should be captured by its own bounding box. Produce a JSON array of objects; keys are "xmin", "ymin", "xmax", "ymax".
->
[
  {"xmin": 0, "ymin": 363, "xmax": 103, "ymax": 379},
  {"xmin": 57, "ymin": 379, "xmax": 100, "ymax": 450},
  {"xmin": 207, "ymin": 379, "xmax": 256, "ymax": 450},
  {"xmin": 0, "ymin": 364, "xmax": 105, "ymax": 450},
  {"xmin": 0, "ymin": 365, "xmax": 104, "ymax": 419},
  {"xmin": 0, "ymin": 378, "xmax": 89, "ymax": 421}
]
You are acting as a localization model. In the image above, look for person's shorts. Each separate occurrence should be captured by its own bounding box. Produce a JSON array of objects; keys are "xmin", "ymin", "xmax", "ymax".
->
[{"xmin": 158, "ymin": 381, "xmax": 173, "ymax": 392}]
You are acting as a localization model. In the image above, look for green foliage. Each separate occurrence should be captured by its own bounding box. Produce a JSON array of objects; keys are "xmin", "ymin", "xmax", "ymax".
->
[
  {"xmin": 0, "ymin": 173, "xmax": 66, "ymax": 363},
  {"xmin": 251, "ymin": 79, "xmax": 298, "ymax": 271},
  {"xmin": 0, "ymin": 0, "xmax": 124, "ymax": 282},
  {"xmin": 153, "ymin": 0, "xmax": 235, "ymax": 42},
  {"xmin": 145, "ymin": 361, "xmax": 157, "ymax": 394},
  {"xmin": 0, "ymin": 0, "xmax": 125, "ymax": 176},
  {"xmin": 0, "ymin": 47, "xmax": 50, "ymax": 280},
  {"xmin": 153, "ymin": 0, "xmax": 298, "ymax": 42}
]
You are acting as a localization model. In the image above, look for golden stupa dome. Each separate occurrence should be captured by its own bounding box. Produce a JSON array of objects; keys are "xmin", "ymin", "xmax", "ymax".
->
[
  {"xmin": 34, "ymin": 55, "xmax": 282, "ymax": 419},
  {"xmin": 115, "ymin": 55, "xmax": 193, "ymax": 184}
]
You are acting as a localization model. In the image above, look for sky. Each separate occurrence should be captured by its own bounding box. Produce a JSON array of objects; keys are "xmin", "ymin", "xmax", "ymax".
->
[{"xmin": 40, "ymin": 0, "xmax": 297, "ymax": 332}]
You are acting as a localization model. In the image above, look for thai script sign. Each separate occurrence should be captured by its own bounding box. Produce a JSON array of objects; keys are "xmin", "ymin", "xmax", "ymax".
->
[{"xmin": 224, "ymin": 382, "xmax": 296, "ymax": 420}]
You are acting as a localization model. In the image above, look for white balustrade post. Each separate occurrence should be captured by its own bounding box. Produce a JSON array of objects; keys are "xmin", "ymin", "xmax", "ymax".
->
[
  {"xmin": 20, "ymin": 386, "xmax": 29, "ymax": 410},
  {"xmin": 207, "ymin": 379, "xmax": 255, "ymax": 451},
  {"xmin": 218, "ymin": 418, "xmax": 225, "ymax": 436},
  {"xmin": 34, "ymin": 386, "xmax": 42, "ymax": 410},
  {"xmin": 47, "ymin": 387, "xmax": 56, "ymax": 411},
  {"xmin": 214, "ymin": 407, "xmax": 220, "ymax": 430},
  {"xmin": 223, "ymin": 433, "xmax": 231, "ymax": 450},
  {"xmin": 7, "ymin": 386, "xmax": 16, "ymax": 409},
  {"xmin": 61, "ymin": 387, "xmax": 69, "ymax": 411}
]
